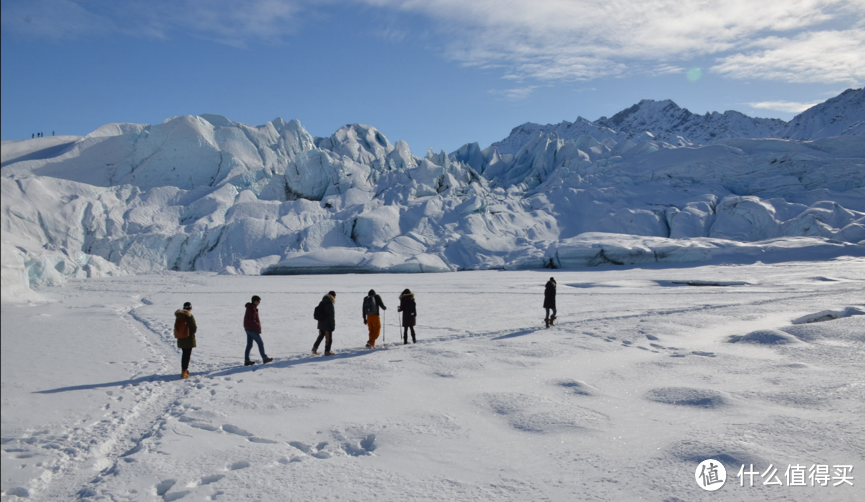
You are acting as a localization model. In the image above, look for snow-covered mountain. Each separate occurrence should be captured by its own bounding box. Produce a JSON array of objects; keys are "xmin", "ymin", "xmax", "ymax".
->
[
  {"xmin": 2, "ymin": 89, "xmax": 863, "ymax": 296},
  {"xmin": 783, "ymin": 88, "xmax": 865, "ymax": 140},
  {"xmin": 491, "ymin": 88, "xmax": 865, "ymax": 154}
]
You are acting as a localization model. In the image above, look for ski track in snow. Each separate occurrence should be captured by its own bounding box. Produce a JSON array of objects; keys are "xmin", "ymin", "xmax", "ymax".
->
[{"xmin": 2, "ymin": 264, "xmax": 864, "ymax": 501}]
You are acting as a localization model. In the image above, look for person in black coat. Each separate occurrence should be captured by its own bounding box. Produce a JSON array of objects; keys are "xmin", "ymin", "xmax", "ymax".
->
[
  {"xmin": 313, "ymin": 291, "xmax": 337, "ymax": 356},
  {"xmin": 397, "ymin": 289, "xmax": 417, "ymax": 344},
  {"xmin": 544, "ymin": 277, "xmax": 557, "ymax": 327}
]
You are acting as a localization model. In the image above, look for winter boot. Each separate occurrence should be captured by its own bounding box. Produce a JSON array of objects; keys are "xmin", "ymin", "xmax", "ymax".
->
[
  {"xmin": 324, "ymin": 351, "xmax": 335, "ymax": 356},
  {"xmin": 263, "ymin": 357, "xmax": 273, "ymax": 364},
  {"xmin": 365, "ymin": 343, "xmax": 373, "ymax": 349},
  {"xmin": 312, "ymin": 349, "xmax": 319, "ymax": 355},
  {"xmin": 544, "ymin": 318, "xmax": 551, "ymax": 328},
  {"xmin": 181, "ymin": 370, "xmax": 189, "ymax": 379},
  {"xmin": 550, "ymin": 315, "xmax": 556, "ymax": 326},
  {"xmin": 244, "ymin": 360, "xmax": 256, "ymax": 366},
  {"xmin": 412, "ymin": 335, "xmax": 416, "ymax": 343}
]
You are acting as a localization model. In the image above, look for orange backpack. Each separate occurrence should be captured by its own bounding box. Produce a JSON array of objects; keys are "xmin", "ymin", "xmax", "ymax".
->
[{"xmin": 174, "ymin": 315, "xmax": 190, "ymax": 339}]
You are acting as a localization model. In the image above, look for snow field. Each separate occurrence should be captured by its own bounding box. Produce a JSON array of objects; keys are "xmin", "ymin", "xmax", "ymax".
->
[{"xmin": 2, "ymin": 261, "xmax": 863, "ymax": 501}]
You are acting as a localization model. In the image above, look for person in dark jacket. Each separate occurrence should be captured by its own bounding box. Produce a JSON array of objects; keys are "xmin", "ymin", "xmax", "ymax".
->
[
  {"xmin": 397, "ymin": 289, "xmax": 417, "ymax": 344},
  {"xmin": 175, "ymin": 302, "xmax": 197, "ymax": 379},
  {"xmin": 243, "ymin": 295, "xmax": 272, "ymax": 366},
  {"xmin": 313, "ymin": 291, "xmax": 337, "ymax": 356},
  {"xmin": 362, "ymin": 289, "xmax": 387, "ymax": 349},
  {"xmin": 544, "ymin": 277, "xmax": 557, "ymax": 327}
]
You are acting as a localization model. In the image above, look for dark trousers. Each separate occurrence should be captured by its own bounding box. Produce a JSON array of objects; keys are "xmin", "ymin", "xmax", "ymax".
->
[
  {"xmin": 403, "ymin": 326, "xmax": 416, "ymax": 343},
  {"xmin": 313, "ymin": 330, "xmax": 332, "ymax": 353},
  {"xmin": 245, "ymin": 331, "xmax": 268, "ymax": 361},
  {"xmin": 181, "ymin": 348, "xmax": 192, "ymax": 371}
]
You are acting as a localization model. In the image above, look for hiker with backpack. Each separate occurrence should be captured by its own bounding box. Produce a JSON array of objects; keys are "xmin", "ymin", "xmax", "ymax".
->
[
  {"xmin": 174, "ymin": 302, "xmax": 197, "ymax": 379},
  {"xmin": 362, "ymin": 289, "xmax": 387, "ymax": 349},
  {"xmin": 397, "ymin": 289, "xmax": 417, "ymax": 344},
  {"xmin": 544, "ymin": 277, "xmax": 557, "ymax": 328},
  {"xmin": 312, "ymin": 291, "xmax": 337, "ymax": 356},
  {"xmin": 243, "ymin": 295, "xmax": 273, "ymax": 366}
]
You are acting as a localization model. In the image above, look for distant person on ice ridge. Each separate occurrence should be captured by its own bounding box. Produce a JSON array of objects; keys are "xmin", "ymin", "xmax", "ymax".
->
[
  {"xmin": 398, "ymin": 289, "xmax": 417, "ymax": 344},
  {"xmin": 243, "ymin": 295, "xmax": 273, "ymax": 366},
  {"xmin": 363, "ymin": 289, "xmax": 387, "ymax": 349},
  {"xmin": 544, "ymin": 277, "xmax": 557, "ymax": 328},
  {"xmin": 312, "ymin": 291, "xmax": 337, "ymax": 356},
  {"xmin": 174, "ymin": 302, "xmax": 197, "ymax": 379}
]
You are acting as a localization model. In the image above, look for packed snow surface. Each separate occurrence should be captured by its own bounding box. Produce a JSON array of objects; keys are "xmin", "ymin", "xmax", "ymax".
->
[
  {"xmin": 2, "ymin": 89, "xmax": 864, "ymax": 298},
  {"xmin": 1, "ymin": 261, "xmax": 863, "ymax": 500}
]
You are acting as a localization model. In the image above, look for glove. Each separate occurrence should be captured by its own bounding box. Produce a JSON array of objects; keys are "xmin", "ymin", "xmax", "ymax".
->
[
  {"xmin": 397, "ymin": 307, "xmax": 402, "ymax": 312},
  {"xmin": 363, "ymin": 318, "xmax": 368, "ymax": 325}
]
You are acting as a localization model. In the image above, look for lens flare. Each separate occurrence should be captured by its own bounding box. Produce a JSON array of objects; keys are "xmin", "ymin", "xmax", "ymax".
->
[{"xmin": 686, "ymin": 67, "xmax": 702, "ymax": 82}]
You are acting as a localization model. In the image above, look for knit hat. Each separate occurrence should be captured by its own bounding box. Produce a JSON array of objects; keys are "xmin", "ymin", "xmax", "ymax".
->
[{"xmin": 183, "ymin": 302, "xmax": 192, "ymax": 310}]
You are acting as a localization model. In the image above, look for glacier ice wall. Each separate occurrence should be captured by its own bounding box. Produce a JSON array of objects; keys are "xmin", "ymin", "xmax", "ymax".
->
[{"xmin": 2, "ymin": 89, "xmax": 864, "ymax": 297}]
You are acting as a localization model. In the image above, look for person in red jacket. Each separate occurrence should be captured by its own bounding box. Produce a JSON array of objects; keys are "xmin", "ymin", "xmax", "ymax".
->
[{"xmin": 243, "ymin": 295, "xmax": 273, "ymax": 366}]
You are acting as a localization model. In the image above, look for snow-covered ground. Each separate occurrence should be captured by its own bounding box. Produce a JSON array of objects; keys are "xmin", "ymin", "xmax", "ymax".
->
[{"xmin": 3, "ymin": 261, "xmax": 863, "ymax": 501}]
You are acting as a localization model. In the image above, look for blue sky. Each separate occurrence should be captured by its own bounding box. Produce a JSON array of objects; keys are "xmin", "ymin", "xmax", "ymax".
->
[{"xmin": 2, "ymin": 0, "xmax": 863, "ymax": 153}]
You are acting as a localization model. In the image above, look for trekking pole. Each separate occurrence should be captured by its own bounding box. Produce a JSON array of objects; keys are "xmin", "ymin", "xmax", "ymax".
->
[{"xmin": 383, "ymin": 309, "xmax": 386, "ymax": 345}]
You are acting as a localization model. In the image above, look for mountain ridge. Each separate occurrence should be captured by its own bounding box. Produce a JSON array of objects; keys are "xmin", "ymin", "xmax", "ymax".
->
[
  {"xmin": 2, "ymin": 89, "xmax": 863, "ymax": 297},
  {"xmin": 489, "ymin": 88, "xmax": 864, "ymax": 156}
]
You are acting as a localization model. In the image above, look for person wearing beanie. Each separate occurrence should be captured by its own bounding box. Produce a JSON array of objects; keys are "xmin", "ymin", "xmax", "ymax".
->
[
  {"xmin": 243, "ymin": 295, "xmax": 273, "ymax": 366},
  {"xmin": 174, "ymin": 301, "xmax": 197, "ymax": 379},
  {"xmin": 313, "ymin": 291, "xmax": 337, "ymax": 356},
  {"xmin": 397, "ymin": 289, "xmax": 417, "ymax": 344},
  {"xmin": 362, "ymin": 289, "xmax": 387, "ymax": 349},
  {"xmin": 544, "ymin": 277, "xmax": 557, "ymax": 328}
]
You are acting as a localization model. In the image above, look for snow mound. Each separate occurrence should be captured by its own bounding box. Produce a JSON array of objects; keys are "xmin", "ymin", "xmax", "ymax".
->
[
  {"xmin": 554, "ymin": 379, "xmax": 598, "ymax": 396},
  {"xmin": 727, "ymin": 329, "xmax": 797, "ymax": 345},
  {"xmin": 262, "ymin": 248, "xmax": 451, "ymax": 275},
  {"xmin": 479, "ymin": 392, "xmax": 609, "ymax": 433},
  {"xmin": 658, "ymin": 280, "xmax": 751, "ymax": 287},
  {"xmin": 665, "ymin": 440, "xmax": 767, "ymax": 468},
  {"xmin": 791, "ymin": 306, "xmax": 865, "ymax": 325},
  {"xmin": 645, "ymin": 387, "xmax": 730, "ymax": 408},
  {"xmin": 548, "ymin": 234, "xmax": 861, "ymax": 269}
]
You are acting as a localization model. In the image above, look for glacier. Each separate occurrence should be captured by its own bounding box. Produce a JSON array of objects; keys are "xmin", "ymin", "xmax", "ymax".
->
[{"xmin": 2, "ymin": 89, "xmax": 864, "ymax": 297}]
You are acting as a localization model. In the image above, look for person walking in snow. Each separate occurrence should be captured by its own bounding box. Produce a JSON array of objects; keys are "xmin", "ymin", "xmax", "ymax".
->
[
  {"xmin": 362, "ymin": 289, "xmax": 387, "ymax": 349},
  {"xmin": 544, "ymin": 277, "xmax": 557, "ymax": 328},
  {"xmin": 243, "ymin": 295, "xmax": 273, "ymax": 366},
  {"xmin": 312, "ymin": 291, "xmax": 337, "ymax": 356},
  {"xmin": 174, "ymin": 302, "xmax": 197, "ymax": 379},
  {"xmin": 398, "ymin": 289, "xmax": 417, "ymax": 344}
]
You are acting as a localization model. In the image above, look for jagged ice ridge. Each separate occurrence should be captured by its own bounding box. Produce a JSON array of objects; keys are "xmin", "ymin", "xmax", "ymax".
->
[{"xmin": 2, "ymin": 89, "xmax": 864, "ymax": 297}]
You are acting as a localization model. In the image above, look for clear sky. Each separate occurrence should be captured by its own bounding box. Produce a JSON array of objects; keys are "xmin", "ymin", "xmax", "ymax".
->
[{"xmin": 2, "ymin": 0, "xmax": 863, "ymax": 153}]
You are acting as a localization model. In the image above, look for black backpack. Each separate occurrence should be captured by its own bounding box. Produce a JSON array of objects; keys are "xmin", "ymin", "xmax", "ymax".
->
[
  {"xmin": 313, "ymin": 303, "xmax": 324, "ymax": 321},
  {"xmin": 363, "ymin": 296, "xmax": 374, "ymax": 315}
]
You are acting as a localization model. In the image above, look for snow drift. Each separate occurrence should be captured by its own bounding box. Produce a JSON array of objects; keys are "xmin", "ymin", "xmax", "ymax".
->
[{"xmin": 2, "ymin": 89, "xmax": 864, "ymax": 298}]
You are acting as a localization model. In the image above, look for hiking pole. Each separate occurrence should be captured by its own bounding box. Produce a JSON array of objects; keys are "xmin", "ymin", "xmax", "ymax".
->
[{"xmin": 383, "ymin": 309, "xmax": 386, "ymax": 346}]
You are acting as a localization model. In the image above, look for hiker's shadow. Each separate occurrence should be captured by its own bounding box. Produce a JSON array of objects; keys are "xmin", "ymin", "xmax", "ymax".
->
[
  {"xmin": 208, "ymin": 348, "xmax": 375, "ymax": 378},
  {"xmin": 34, "ymin": 374, "xmax": 178, "ymax": 394},
  {"xmin": 492, "ymin": 328, "xmax": 539, "ymax": 341},
  {"xmin": 34, "ymin": 349, "xmax": 378, "ymax": 394}
]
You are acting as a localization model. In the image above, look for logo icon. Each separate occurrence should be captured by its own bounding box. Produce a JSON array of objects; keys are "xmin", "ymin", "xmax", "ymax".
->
[{"xmin": 696, "ymin": 459, "xmax": 727, "ymax": 491}]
